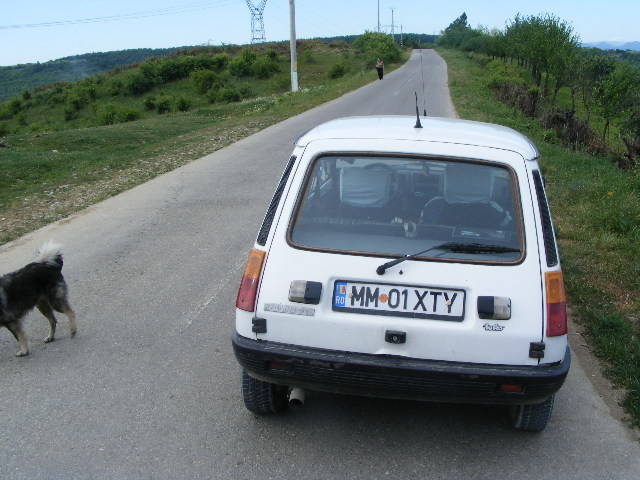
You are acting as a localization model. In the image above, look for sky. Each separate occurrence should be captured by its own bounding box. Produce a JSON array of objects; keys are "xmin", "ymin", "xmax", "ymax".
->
[{"xmin": 1, "ymin": 0, "xmax": 638, "ymax": 66}]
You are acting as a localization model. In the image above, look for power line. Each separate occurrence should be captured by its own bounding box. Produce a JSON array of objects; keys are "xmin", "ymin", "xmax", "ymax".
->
[{"xmin": 0, "ymin": 1, "xmax": 237, "ymax": 30}]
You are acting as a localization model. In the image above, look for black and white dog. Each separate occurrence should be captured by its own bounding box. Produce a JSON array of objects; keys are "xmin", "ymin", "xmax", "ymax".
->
[{"xmin": 0, "ymin": 241, "xmax": 77, "ymax": 357}]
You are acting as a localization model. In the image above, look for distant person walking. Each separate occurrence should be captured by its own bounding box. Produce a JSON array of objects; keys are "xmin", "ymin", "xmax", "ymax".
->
[{"xmin": 375, "ymin": 57, "xmax": 384, "ymax": 80}]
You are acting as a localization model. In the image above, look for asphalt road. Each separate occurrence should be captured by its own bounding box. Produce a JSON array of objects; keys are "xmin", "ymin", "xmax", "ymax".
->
[{"xmin": 1, "ymin": 50, "xmax": 638, "ymax": 480}]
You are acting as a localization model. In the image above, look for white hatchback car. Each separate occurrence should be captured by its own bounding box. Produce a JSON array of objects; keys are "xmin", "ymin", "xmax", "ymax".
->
[{"xmin": 232, "ymin": 116, "xmax": 570, "ymax": 432}]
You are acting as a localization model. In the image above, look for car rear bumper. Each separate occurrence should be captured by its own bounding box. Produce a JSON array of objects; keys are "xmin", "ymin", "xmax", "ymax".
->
[{"xmin": 232, "ymin": 333, "xmax": 570, "ymax": 405}]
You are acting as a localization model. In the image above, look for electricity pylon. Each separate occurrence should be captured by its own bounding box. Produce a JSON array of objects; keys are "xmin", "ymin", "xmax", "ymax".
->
[{"xmin": 245, "ymin": 0, "xmax": 268, "ymax": 44}]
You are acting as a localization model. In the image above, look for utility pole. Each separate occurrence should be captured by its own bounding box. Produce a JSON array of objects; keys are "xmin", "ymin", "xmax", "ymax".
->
[
  {"xmin": 390, "ymin": 8, "xmax": 395, "ymax": 43},
  {"xmin": 377, "ymin": 0, "xmax": 380, "ymax": 32},
  {"xmin": 400, "ymin": 25, "xmax": 403, "ymax": 47},
  {"xmin": 289, "ymin": 0, "xmax": 298, "ymax": 92}
]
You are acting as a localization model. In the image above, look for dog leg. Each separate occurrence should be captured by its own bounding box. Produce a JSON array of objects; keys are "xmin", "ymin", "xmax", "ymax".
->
[
  {"xmin": 52, "ymin": 298, "xmax": 77, "ymax": 337},
  {"xmin": 37, "ymin": 302, "xmax": 57, "ymax": 343},
  {"xmin": 6, "ymin": 322, "xmax": 29, "ymax": 357}
]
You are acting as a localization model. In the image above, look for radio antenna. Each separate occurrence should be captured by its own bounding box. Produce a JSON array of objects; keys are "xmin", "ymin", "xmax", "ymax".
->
[{"xmin": 414, "ymin": 92, "xmax": 423, "ymax": 129}]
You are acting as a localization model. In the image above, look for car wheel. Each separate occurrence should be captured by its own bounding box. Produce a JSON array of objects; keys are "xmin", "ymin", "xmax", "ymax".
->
[
  {"xmin": 241, "ymin": 369, "xmax": 289, "ymax": 414},
  {"xmin": 509, "ymin": 394, "xmax": 555, "ymax": 432}
]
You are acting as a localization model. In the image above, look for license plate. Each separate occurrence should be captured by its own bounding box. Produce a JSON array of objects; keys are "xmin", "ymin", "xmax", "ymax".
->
[{"xmin": 332, "ymin": 280, "xmax": 465, "ymax": 321}]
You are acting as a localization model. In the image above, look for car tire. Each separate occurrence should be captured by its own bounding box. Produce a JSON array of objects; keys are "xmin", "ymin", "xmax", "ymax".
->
[
  {"xmin": 509, "ymin": 394, "xmax": 555, "ymax": 432},
  {"xmin": 241, "ymin": 369, "xmax": 289, "ymax": 414}
]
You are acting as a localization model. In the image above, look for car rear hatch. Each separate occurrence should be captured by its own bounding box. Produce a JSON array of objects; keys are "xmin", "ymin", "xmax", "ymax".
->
[{"xmin": 253, "ymin": 140, "xmax": 544, "ymax": 366}]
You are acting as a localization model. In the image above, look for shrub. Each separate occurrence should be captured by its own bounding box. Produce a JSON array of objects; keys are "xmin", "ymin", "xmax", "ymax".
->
[
  {"xmin": 118, "ymin": 109, "xmax": 141, "ymax": 122},
  {"xmin": 22, "ymin": 90, "xmax": 31, "ymax": 100},
  {"xmin": 97, "ymin": 104, "xmax": 117, "ymax": 125},
  {"xmin": 218, "ymin": 87, "xmax": 241, "ymax": 103},
  {"xmin": 125, "ymin": 71, "xmax": 155, "ymax": 95},
  {"xmin": 108, "ymin": 80, "xmax": 123, "ymax": 96},
  {"xmin": 0, "ymin": 122, "xmax": 8, "ymax": 136},
  {"xmin": 328, "ymin": 62, "xmax": 347, "ymax": 79},
  {"xmin": 175, "ymin": 96, "xmax": 191, "ymax": 112},
  {"xmin": 229, "ymin": 48, "xmax": 257, "ymax": 77},
  {"xmin": 352, "ymin": 32, "xmax": 401, "ymax": 65},
  {"xmin": 270, "ymin": 74, "xmax": 290, "ymax": 91},
  {"xmin": 252, "ymin": 56, "xmax": 280, "ymax": 79},
  {"xmin": 66, "ymin": 94, "xmax": 86, "ymax": 112},
  {"xmin": 300, "ymin": 50, "xmax": 316, "ymax": 64},
  {"xmin": 139, "ymin": 59, "xmax": 161, "ymax": 83},
  {"xmin": 211, "ymin": 53, "xmax": 230, "ymax": 69},
  {"xmin": 206, "ymin": 89, "xmax": 218, "ymax": 104},
  {"xmin": 8, "ymin": 98, "xmax": 22, "ymax": 115},
  {"xmin": 143, "ymin": 96, "xmax": 157, "ymax": 111},
  {"xmin": 265, "ymin": 49, "xmax": 278, "ymax": 61},
  {"xmin": 0, "ymin": 104, "xmax": 11, "ymax": 121},
  {"xmin": 63, "ymin": 106, "xmax": 77, "ymax": 121},
  {"xmin": 156, "ymin": 96, "xmax": 172, "ymax": 114},
  {"xmin": 191, "ymin": 70, "xmax": 220, "ymax": 94},
  {"xmin": 239, "ymin": 85, "xmax": 255, "ymax": 98}
]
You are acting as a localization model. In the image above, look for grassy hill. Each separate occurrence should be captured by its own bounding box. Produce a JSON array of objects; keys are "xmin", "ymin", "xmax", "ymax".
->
[
  {"xmin": 0, "ymin": 34, "xmax": 437, "ymax": 103},
  {"xmin": 0, "ymin": 35, "xmax": 407, "ymax": 244},
  {"xmin": 0, "ymin": 47, "xmax": 185, "ymax": 102}
]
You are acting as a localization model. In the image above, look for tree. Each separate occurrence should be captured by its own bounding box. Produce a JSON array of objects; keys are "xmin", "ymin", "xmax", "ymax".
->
[
  {"xmin": 352, "ymin": 32, "xmax": 401, "ymax": 65},
  {"xmin": 595, "ymin": 61, "xmax": 639, "ymax": 141}
]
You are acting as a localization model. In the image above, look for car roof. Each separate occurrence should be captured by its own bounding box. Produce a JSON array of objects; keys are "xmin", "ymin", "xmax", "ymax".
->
[{"xmin": 296, "ymin": 116, "xmax": 539, "ymax": 161}]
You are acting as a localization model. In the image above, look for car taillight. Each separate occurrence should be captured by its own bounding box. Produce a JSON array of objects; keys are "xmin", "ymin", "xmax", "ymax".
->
[
  {"xmin": 235, "ymin": 249, "xmax": 266, "ymax": 312},
  {"xmin": 545, "ymin": 270, "xmax": 567, "ymax": 337}
]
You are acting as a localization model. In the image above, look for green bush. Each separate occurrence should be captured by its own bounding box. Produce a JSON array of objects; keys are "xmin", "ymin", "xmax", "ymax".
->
[
  {"xmin": 270, "ymin": 74, "xmax": 290, "ymax": 91},
  {"xmin": 229, "ymin": 48, "xmax": 257, "ymax": 77},
  {"xmin": 352, "ymin": 32, "xmax": 401, "ymax": 66},
  {"xmin": 175, "ymin": 96, "xmax": 191, "ymax": 112},
  {"xmin": 143, "ymin": 96, "xmax": 157, "ymax": 110},
  {"xmin": 8, "ymin": 98, "xmax": 22, "ymax": 115},
  {"xmin": 97, "ymin": 104, "xmax": 117, "ymax": 125},
  {"xmin": 0, "ymin": 104, "xmax": 11, "ymax": 121},
  {"xmin": 118, "ymin": 109, "xmax": 140, "ymax": 122},
  {"xmin": 211, "ymin": 53, "xmax": 230, "ymax": 69},
  {"xmin": 218, "ymin": 87, "xmax": 241, "ymax": 103},
  {"xmin": 0, "ymin": 122, "xmax": 8, "ymax": 136},
  {"xmin": 22, "ymin": 90, "xmax": 31, "ymax": 100},
  {"xmin": 63, "ymin": 106, "xmax": 77, "ymax": 121},
  {"xmin": 206, "ymin": 88, "xmax": 218, "ymax": 104},
  {"xmin": 191, "ymin": 70, "xmax": 221, "ymax": 94},
  {"xmin": 265, "ymin": 49, "xmax": 278, "ymax": 61},
  {"xmin": 125, "ymin": 71, "xmax": 155, "ymax": 95},
  {"xmin": 156, "ymin": 96, "xmax": 172, "ymax": 114},
  {"xmin": 300, "ymin": 50, "xmax": 316, "ymax": 64},
  {"xmin": 108, "ymin": 80, "xmax": 123, "ymax": 96},
  {"xmin": 328, "ymin": 62, "xmax": 347, "ymax": 79},
  {"xmin": 251, "ymin": 56, "xmax": 280, "ymax": 79},
  {"xmin": 239, "ymin": 85, "xmax": 255, "ymax": 98}
]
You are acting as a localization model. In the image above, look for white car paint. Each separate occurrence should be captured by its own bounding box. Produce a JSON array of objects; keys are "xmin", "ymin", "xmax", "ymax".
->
[{"xmin": 237, "ymin": 116, "xmax": 566, "ymax": 367}]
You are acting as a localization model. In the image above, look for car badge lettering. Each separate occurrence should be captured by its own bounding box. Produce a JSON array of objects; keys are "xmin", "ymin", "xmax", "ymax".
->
[
  {"xmin": 264, "ymin": 303, "xmax": 315, "ymax": 316},
  {"xmin": 483, "ymin": 323, "xmax": 506, "ymax": 332}
]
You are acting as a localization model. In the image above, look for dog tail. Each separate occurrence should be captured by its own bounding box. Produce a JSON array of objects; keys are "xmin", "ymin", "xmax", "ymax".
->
[{"xmin": 34, "ymin": 240, "xmax": 64, "ymax": 268}]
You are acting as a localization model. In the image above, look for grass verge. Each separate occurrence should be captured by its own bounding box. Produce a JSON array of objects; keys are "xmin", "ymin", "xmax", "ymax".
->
[
  {"xmin": 0, "ymin": 51, "xmax": 408, "ymax": 245},
  {"xmin": 438, "ymin": 48, "xmax": 640, "ymax": 426}
]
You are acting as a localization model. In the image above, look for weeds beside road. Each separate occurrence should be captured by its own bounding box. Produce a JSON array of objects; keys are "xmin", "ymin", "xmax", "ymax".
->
[{"xmin": 439, "ymin": 48, "xmax": 640, "ymax": 427}]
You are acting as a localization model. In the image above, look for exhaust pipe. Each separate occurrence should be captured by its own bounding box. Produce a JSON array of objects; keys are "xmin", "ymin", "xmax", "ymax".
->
[{"xmin": 288, "ymin": 387, "xmax": 305, "ymax": 409}]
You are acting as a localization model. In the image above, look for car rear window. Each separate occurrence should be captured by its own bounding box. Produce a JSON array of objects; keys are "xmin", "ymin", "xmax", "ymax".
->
[{"xmin": 289, "ymin": 155, "xmax": 524, "ymax": 263}]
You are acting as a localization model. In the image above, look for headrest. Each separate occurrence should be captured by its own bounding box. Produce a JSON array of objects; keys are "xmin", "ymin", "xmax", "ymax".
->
[
  {"xmin": 340, "ymin": 167, "xmax": 392, "ymax": 208},
  {"xmin": 444, "ymin": 162, "xmax": 493, "ymax": 204}
]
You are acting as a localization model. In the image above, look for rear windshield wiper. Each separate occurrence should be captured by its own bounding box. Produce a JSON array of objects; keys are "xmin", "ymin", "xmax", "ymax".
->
[{"xmin": 376, "ymin": 242, "xmax": 520, "ymax": 275}]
